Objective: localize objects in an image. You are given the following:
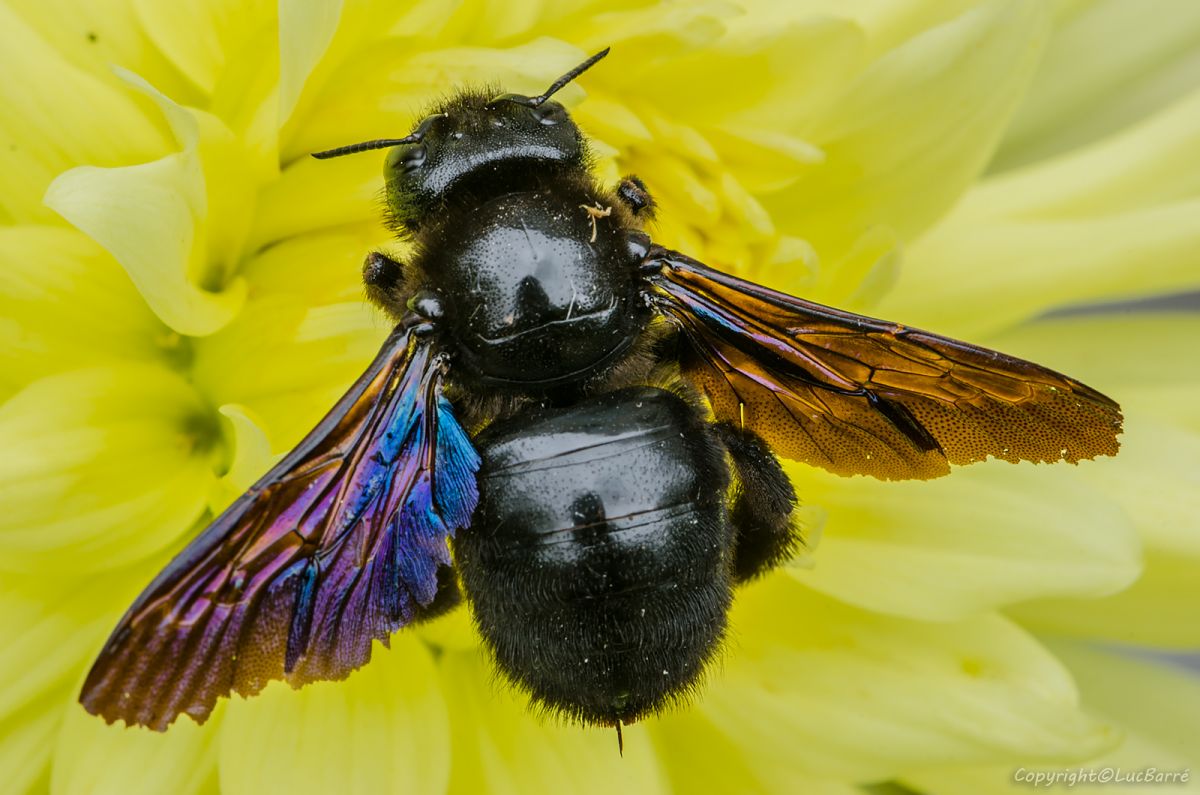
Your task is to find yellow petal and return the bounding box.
[1050,643,1200,770]
[403,0,545,45]
[219,635,449,795]
[131,0,274,96]
[208,26,284,169]
[0,693,60,795]
[1014,549,1200,649]
[650,707,862,795]
[880,88,1200,335]
[5,0,202,107]
[701,127,825,194]
[994,0,1200,171]
[672,576,1116,781]
[631,152,721,226]
[282,38,586,163]
[0,576,110,725]
[812,224,900,307]
[0,226,168,398]
[241,226,386,304]
[1078,417,1200,559]
[717,170,775,239]
[192,291,385,451]
[1009,416,1200,648]
[43,155,238,336]
[981,314,1200,393]
[273,0,454,156]
[566,1,732,58]
[790,461,1140,621]
[51,692,218,795]
[278,0,343,126]
[0,3,166,224]
[764,0,982,60]
[642,114,718,163]
[0,366,216,574]
[880,200,1200,337]
[248,155,381,247]
[274,37,609,235]
[45,71,258,336]
[198,228,392,445]
[437,650,668,795]
[572,96,653,148]
[207,404,275,514]
[765,0,1050,276]
[984,314,1200,647]
[0,566,167,792]
[616,14,866,136]
[974,88,1200,219]
[904,642,1200,794]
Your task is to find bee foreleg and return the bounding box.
[616,174,655,218]
[363,251,407,311]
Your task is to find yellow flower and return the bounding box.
[1,1,1198,793]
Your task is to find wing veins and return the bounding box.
[641,244,1120,480]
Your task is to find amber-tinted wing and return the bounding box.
[80,322,480,729]
[641,245,1122,480]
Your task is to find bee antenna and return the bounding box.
[532,47,610,107]
[310,135,418,160]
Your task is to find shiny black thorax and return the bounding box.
[456,387,733,725]
[421,184,643,387]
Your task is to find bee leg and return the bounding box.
[616,174,655,218]
[363,251,406,309]
[711,421,802,583]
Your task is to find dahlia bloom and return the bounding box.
[1,1,1198,793]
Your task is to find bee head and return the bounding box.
[313,48,609,234]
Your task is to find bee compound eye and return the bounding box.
[386,143,427,174]
[399,144,427,173]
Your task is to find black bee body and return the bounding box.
[80,50,1121,738]
[357,69,791,727]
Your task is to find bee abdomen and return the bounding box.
[456,386,732,725]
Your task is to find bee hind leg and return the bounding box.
[711,422,802,583]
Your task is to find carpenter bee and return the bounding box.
[81,49,1122,739]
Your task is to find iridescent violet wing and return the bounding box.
[80,322,480,730]
[641,244,1122,481]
